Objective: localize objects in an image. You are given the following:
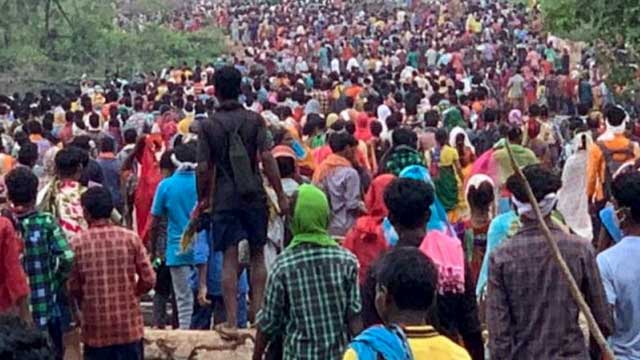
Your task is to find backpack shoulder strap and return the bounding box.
[596,141,612,163]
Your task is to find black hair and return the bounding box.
[81,186,113,220]
[65,111,74,124]
[13,131,28,147]
[17,142,38,168]
[386,112,402,131]
[605,105,626,126]
[528,104,541,117]
[376,247,438,311]
[507,126,523,142]
[88,113,100,129]
[568,117,589,150]
[613,171,640,222]
[328,132,357,153]
[540,105,549,118]
[506,164,561,203]
[302,115,326,136]
[384,178,434,229]
[484,108,498,123]
[577,103,590,117]
[55,146,88,178]
[0,315,54,360]
[5,167,39,205]
[307,113,326,130]
[214,66,242,101]
[276,157,295,178]
[330,119,346,132]
[159,150,175,171]
[392,127,417,148]
[344,121,356,135]
[370,120,383,137]
[69,135,93,152]
[123,128,137,145]
[423,110,439,127]
[173,142,197,164]
[435,128,448,145]
[42,114,54,132]
[99,136,116,153]
[25,121,43,135]
[467,180,495,211]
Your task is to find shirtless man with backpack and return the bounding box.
[586,105,640,244]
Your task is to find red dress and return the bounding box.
[0,217,29,313]
[343,175,395,284]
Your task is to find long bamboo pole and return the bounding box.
[504,142,615,360]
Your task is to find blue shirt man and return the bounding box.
[151,168,198,329]
[597,236,640,360]
[151,171,197,266]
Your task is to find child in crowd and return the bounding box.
[5,167,74,359]
[149,150,176,329]
[150,143,198,329]
[191,226,249,330]
[344,247,471,360]
[68,187,155,359]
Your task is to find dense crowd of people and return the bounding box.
[1,0,640,359]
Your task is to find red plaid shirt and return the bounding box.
[69,221,156,347]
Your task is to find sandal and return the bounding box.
[214,323,240,340]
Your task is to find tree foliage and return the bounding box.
[539,0,640,99]
[0,0,225,92]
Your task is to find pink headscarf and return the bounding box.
[419,230,466,294]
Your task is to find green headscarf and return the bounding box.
[288,184,337,249]
[443,107,466,130]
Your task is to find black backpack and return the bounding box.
[596,141,636,200]
[214,112,262,199]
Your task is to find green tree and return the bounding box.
[539,0,640,99]
[0,0,225,93]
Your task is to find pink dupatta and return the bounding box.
[419,230,465,294]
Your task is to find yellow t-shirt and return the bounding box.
[343,326,471,360]
[440,145,459,167]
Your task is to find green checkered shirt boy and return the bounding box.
[257,244,361,360]
[381,145,427,176]
[18,211,74,329]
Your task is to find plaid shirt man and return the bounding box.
[487,220,613,359]
[380,145,427,176]
[18,210,74,329]
[257,244,361,360]
[311,89,332,115]
[68,221,156,348]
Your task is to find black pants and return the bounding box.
[84,340,143,360]
[47,317,64,360]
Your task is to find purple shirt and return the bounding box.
[319,166,361,237]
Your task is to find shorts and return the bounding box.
[211,207,268,252]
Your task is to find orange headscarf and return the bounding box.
[312,153,352,184]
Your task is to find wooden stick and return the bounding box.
[504,142,615,360]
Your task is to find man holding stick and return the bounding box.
[486,164,612,359]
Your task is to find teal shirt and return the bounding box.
[476,210,519,297]
[407,51,419,69]
[151,171,197,266]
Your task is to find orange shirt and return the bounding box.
[586,134,640,201]
[345,86,363,100]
